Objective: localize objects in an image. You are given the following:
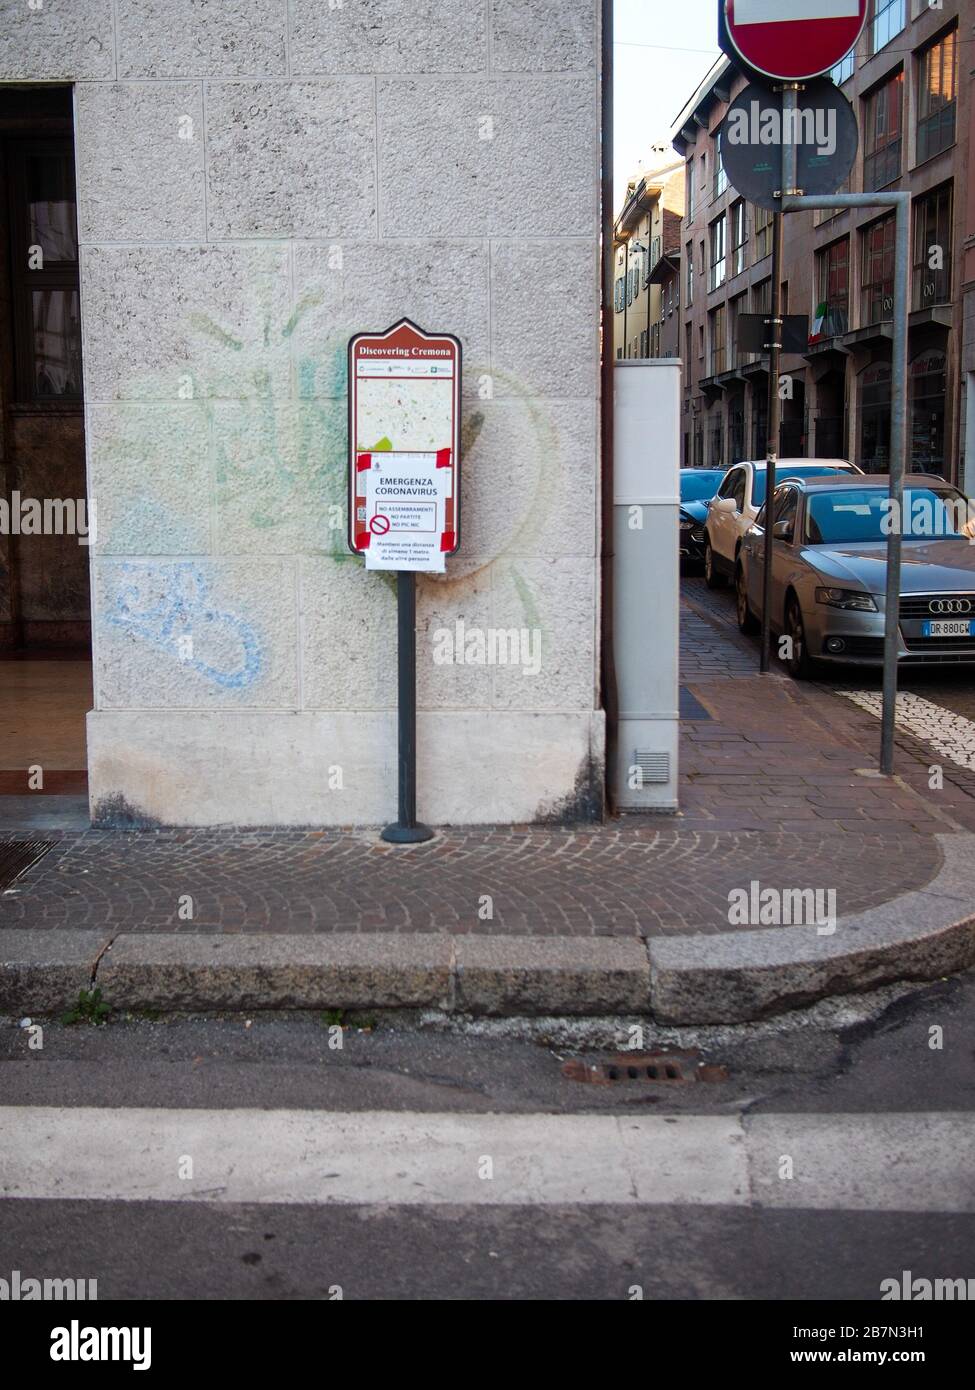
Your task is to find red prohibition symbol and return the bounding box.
[369,513,391,536]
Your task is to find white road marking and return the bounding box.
[0,1110,746,1208]
[842,689,975,772]
[1,1109,973,1211]
[747,1113,975,1212]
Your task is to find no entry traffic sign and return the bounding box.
[348,318,461,573]
[722,0,868,83]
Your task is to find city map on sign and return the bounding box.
[348,320,461,573]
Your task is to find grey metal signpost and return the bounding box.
[783,186,910,775]
[760,84,797,679]
[721,64,910,773]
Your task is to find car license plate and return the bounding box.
[921,619,975,638]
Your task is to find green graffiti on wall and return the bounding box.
[98,289,569,670]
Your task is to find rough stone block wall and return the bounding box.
[0,0,602,827]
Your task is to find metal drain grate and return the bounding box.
[562,1052,728,1086]
[0,838,55,891]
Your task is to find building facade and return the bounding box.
[963,0,975,490]
[612,154,684,361]
[0,0,603,828]
[674,0,968,487]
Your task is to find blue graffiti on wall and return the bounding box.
[105,563,262,690]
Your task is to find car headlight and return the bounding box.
[679,518,695,531]
[815,586,878,611]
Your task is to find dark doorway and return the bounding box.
[780,377,806,457]
[728,392,745,463]
[909,347,947,478]
[814,369,847,459]
[0,87,90,819]
[859,360,892,473]
[751,384,767,459]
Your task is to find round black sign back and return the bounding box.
[719,79,859,212]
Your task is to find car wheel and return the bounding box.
[704,538,725,589]
[736,565,759,634]
[785,595,815,679]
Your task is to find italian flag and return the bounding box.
[809,302,828,343]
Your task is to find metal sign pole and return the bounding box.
[759,210,782,675]
[760,84,798,675]
[782,189,911,774]
[880,195,910,774]
[382,570,433,844]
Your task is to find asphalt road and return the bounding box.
[2,968,974,1301]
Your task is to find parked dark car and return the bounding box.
[680,468,726,565]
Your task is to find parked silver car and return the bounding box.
[736,473,975,678]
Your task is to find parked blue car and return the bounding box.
[680,468,726,565]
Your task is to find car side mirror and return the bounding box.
[713,497,736,514]
[772,519,794,541]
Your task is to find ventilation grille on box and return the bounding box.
[633,749,670,784]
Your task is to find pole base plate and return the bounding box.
[381,822,434,845]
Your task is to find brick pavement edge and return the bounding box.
[2,833,974,1023]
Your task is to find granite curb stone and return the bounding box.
[454,936,650,1015]
[0,930,113,1014]
[648,834,975,1022]
[95,932,455,1013]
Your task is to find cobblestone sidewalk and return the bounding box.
[2,591,969,939]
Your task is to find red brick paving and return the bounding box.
[679,584,967,838]
[0,823,944,938]
[2,587,970,939]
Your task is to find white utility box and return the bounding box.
[612,358,681,810]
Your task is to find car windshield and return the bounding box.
[752,465,850,507]
[680,471,723,502]
[804,487,973,544]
